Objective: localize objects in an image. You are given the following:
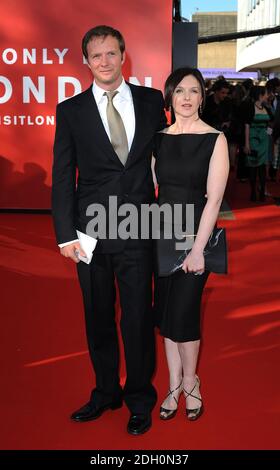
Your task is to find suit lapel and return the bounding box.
[126,83,147,166]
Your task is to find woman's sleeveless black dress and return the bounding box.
[154,132,220,342]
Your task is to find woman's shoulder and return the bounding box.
[198,123,222,134]
[198,124,226,147]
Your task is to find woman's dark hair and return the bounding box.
[250,85,267,103]
[164,67,206,115]
[82,25,125,60]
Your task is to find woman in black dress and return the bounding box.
[153,68,229,421]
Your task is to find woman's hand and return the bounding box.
[182,249,205,274]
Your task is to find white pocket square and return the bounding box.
[76,230,97,264]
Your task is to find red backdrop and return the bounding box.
[0,0,172,208]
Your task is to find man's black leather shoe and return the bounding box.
[71,399,123,422]
[127,414,152,435]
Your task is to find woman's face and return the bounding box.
[259,91,268,104]
[172,74,203,119]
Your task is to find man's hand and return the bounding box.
[60,242,86,263]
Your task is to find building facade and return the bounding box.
[193,12,237,69]
[237,0,280,73]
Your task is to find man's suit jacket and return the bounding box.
[52,82,166,253]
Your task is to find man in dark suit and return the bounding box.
[52,25,166,435]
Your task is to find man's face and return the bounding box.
[86,35,125,90]
[267,90,275,103]
[215,87,229,102]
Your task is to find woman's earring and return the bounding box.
[199,104,202,115]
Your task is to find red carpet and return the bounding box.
[0,178,279,450]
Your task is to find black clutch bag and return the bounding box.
[155,226,228,277]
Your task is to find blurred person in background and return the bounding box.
[244,86,270,202]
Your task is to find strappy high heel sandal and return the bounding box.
[159,380,183,421]
[183,375,203,421]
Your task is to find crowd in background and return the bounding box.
[202,76,280,202]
